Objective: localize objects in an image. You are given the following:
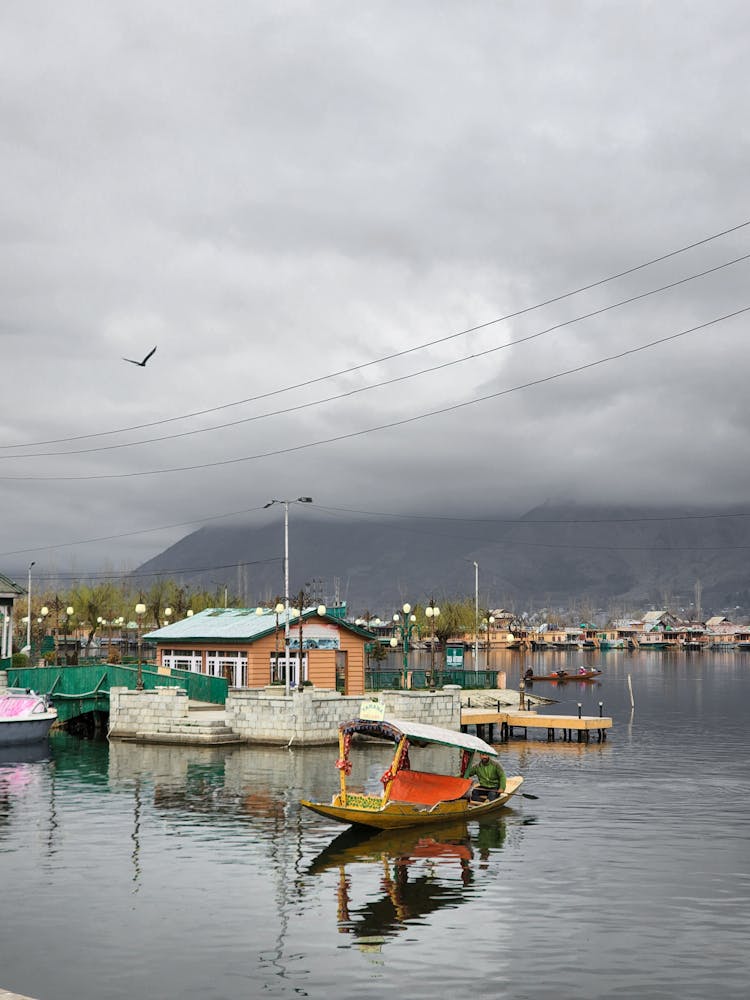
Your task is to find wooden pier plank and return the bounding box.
[461,708,612,732]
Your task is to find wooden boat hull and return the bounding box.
[301,776,524,830]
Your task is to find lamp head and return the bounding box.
[297,496,313,503]
[317,605,327,616]
[389,637,398,647]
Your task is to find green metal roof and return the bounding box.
[143,607,375,644]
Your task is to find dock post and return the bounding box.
[577,702,582,719]
[599,701,603,717]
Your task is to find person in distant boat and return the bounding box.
[466,752,507,802]
[578,665,588,675]
[554,668,567,678]
[523,667,534,682]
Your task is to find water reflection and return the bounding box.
[0,742,51,836]
[307,819,508,950]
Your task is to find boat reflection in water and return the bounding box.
[307,819,507,951]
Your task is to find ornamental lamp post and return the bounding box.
[164,606,172,627]
[135,602,146,690]
[264,496,313,695]
[425,600,441,692]
[390,603,419,689]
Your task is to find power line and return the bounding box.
[1,303,747,482]
[7,249,750,460]
[3,216,750,450]
[311,505,750,552]
[313,504,750,525]
[32,556,281,582]
[0,505,267,558]
[4,498,750,562]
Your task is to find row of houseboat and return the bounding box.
[369,610,750,653]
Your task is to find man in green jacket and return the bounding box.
[467,752,506,802]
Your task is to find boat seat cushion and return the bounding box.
[388,770,473,806]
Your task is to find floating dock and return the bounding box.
[461,706,612,743]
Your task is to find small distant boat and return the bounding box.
[301,711,523,830]
[524,669,602,683]
[0,689,57,747]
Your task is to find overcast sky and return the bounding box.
[2,0,750,581]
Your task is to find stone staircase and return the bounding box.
[133,701,243,745]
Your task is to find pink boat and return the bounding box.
[0,689,57,746]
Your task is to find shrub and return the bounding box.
[11,652,29,668]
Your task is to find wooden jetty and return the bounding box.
[460,706,612,743]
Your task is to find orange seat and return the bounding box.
[388,770,472,805]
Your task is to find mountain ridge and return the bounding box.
[131,501,750,617]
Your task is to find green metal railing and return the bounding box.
[7,662,228,723]
[365,668,502,690]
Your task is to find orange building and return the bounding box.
[143,606,373,695]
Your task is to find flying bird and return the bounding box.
[122,346,157,367]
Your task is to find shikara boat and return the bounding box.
[300,710,523,830]
[525,669,602,683]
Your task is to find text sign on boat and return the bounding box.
[359,700,386,721]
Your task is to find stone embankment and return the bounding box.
[108,685,464,746]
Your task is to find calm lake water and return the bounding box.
[1,651,749,1000]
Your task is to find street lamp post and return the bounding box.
[135,602,146,690]
[425,599,441,692]
[26,561,35,653]
[63,606,74,666]
[39,606,48,662]
[482,614,496,669]
[264,496,313,696]
[390,603,419,689]
[273,599,284,682]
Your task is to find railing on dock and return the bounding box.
[365,667,502,690]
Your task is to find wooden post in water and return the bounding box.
[627,674,635,708]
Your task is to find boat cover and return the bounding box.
[388,769,473,805]
[340,717,498,756]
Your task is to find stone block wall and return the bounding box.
[225,687,461,745]
[109,686,189,738]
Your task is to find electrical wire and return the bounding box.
[31,556,281,582]
[3,216,750,450]
[6,249,750,460]
[1,302,747,482]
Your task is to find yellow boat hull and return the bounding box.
[301,775,524,830]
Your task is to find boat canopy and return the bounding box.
[340,717,498,756]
